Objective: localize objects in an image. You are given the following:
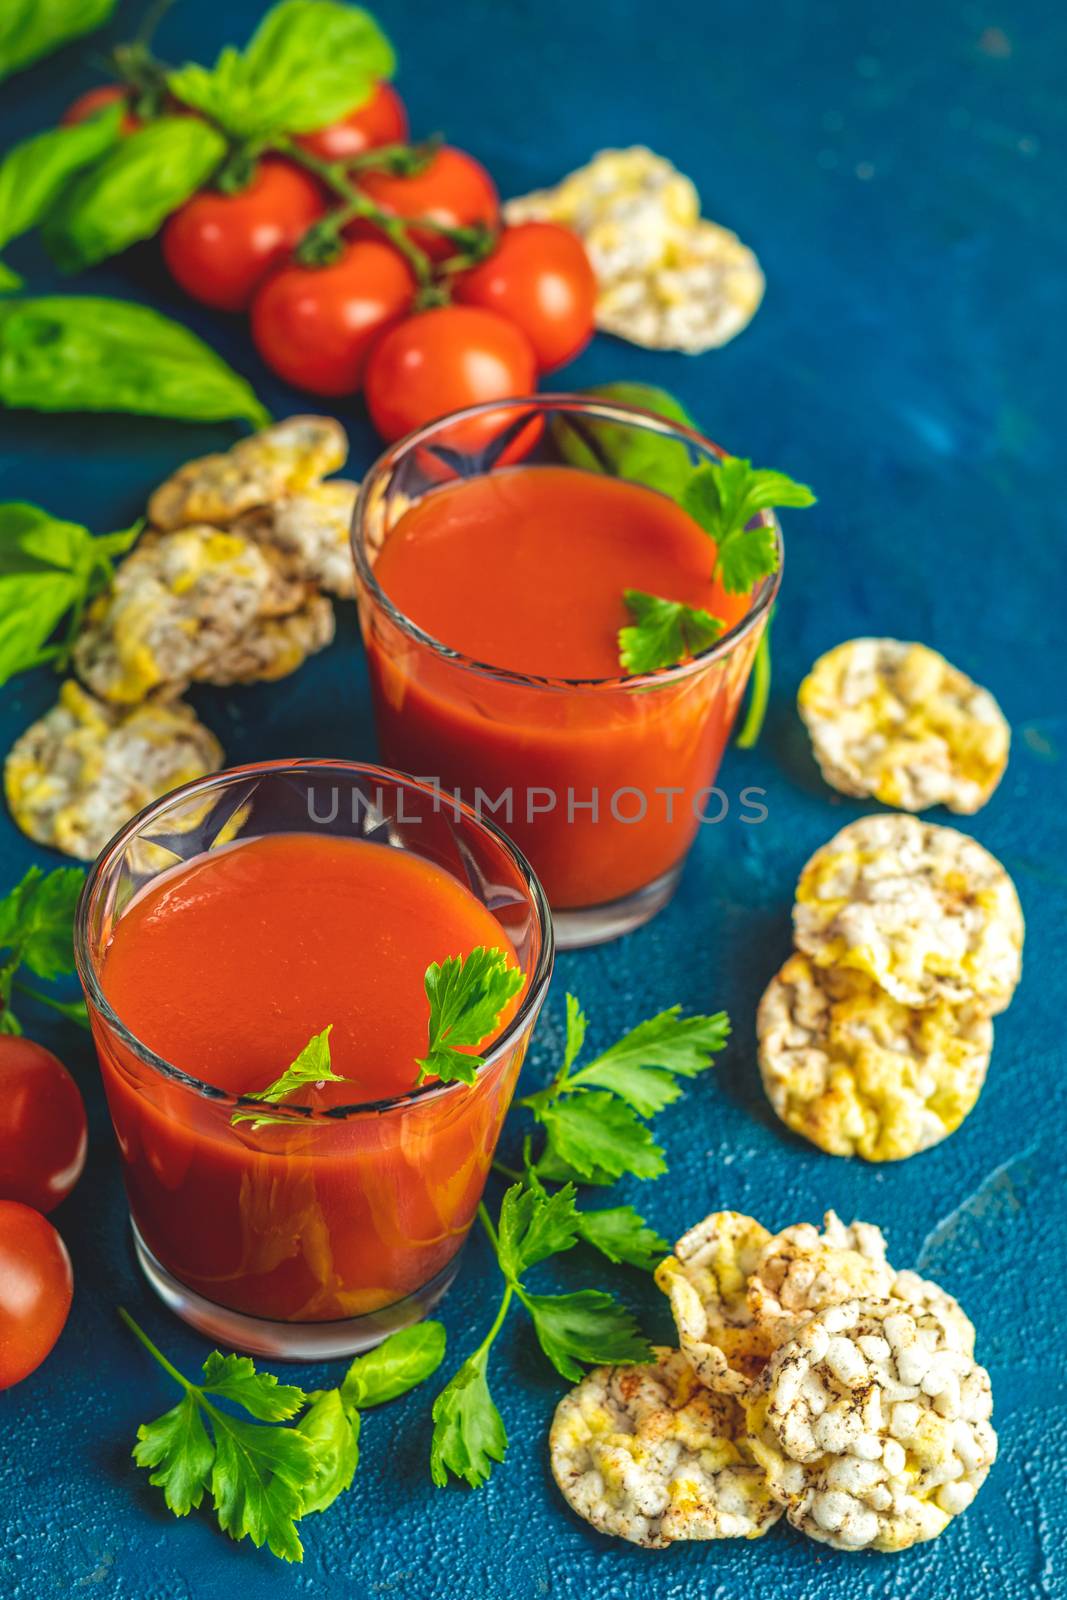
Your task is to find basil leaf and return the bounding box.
[42,117,225,273]
[553,382,702,498]
[0,297,270,427]
[168,0,395,141]
[340,1322,447,1410]
[0,105,123,290]
[0,0,116,85]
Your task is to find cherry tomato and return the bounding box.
[161,159,326,313]
[0,1201,73,1390]
[454,222,596,372]
[364,305,538,443]
[296,82,408,162]
[356,146,498,261]
[0,1039,87,1214]
[251,238,415,396]
[61,84,140,134]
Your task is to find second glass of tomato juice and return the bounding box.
[353,395,784,946]
[74,761,553,1358]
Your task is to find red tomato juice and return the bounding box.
[363,465,764,908]
[95,833,526,1323]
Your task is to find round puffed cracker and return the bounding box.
[73,526,280,704]
[196,593,335,686]
[505,147,763,353]
[654,1212,777,1395]
[148,416,348,531]
[746,1213,895,1338]
[550,1347,782,1547]
[4,681,223,860]
[743,1298,997,1552]
[798,638,1010,814]
[757,952,992,1161]
[793,813,1023,1013]
[237,479,359,599]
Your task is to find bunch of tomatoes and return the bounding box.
[0,1037,86,1390]
[65,80,597,441]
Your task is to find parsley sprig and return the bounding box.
[428,994,730,1488]
[230,1025,352,1128]
[620,455,815,677]
[0,863,88,1035]
[123,1309,445,1563]
[416,946,525,1087]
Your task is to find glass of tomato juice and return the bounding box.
[353,395,782,947]
[75,760,553,1359]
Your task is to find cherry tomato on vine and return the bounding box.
[296,82,408,161]
[162,159,326,313]
[364,305,538,443]
[454,222,596,372]
[356,146,498,261]
[61,84,140,134]
[251,238,415,396]
[0,1039,87,1215]
[0,1201,73,1390]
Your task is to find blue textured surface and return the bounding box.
[2,1,1065,1595]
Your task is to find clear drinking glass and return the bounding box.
[353,395,783,947]
[75,760,553,1359]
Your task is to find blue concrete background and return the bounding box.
[1,1,1065,1596]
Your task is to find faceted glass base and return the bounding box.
[551,863,684,948]
[132,1220,463,1361]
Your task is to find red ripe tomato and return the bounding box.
[364,305,538,443]
[454,222,597,372]
[251,238,415,396]
[61,83,140,134]
[356,147,498,261]
[296,82,408,162]
[0,1201,73,1390]
[0,1039,87,1214]
[161,159,326,313]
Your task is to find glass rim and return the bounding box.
[74,758,555,1123]
[352,392,783,693]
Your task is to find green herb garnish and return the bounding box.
[618,589,724,675]
[0,864,88,1035]
[231,1025,351,1128]
[122,1309,445,1563]
[0,0,116,87]
[428,993,730,1488]
[416,946,525,1087]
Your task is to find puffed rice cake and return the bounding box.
[757,952,992,1161]
[743,1297,996,1551]
[196,592,336,686]
[793,813,1023,1013]
[653,1212,779,1395]
[148,416,348,531]
[237,479,359,599]
[798,638,1010,814]
[550,1347,782,1546]
[4,680,223,860]
[505,147,763,353]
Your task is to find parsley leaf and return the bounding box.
[618,589,724,676]
[576,1205,669,1271]
[340,1322,447,1410]
[569,1006,731,1115]
[200,1353,306,1422]
[0,864,85,1035]
[430,1347,508,1489]
[495,1181,581,1279]
[132,1392,214,1518]
[231,1025,352,1128]
[517,1289,652,1382]
[209,1411,315,1563]
[536,1092,667,1183]
[416,946,525,1087]
[682,456,815,595]
[0,501,140,686]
